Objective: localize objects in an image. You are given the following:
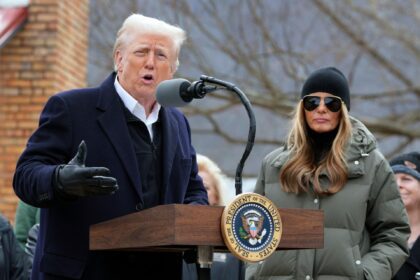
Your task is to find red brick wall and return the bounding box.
[0,0,89,223]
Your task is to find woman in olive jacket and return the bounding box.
[246,67,410,280]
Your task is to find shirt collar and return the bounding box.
[114,75,161,125]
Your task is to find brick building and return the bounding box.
[0,0,89,223]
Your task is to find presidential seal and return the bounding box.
[221,193,282,262]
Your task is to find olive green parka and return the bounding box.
[246,117,410,280]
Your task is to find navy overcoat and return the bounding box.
[13,73,208,279]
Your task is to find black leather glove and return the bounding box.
[54,141,119,198]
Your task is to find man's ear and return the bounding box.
[114,50,123,71]
[170,60,178,75]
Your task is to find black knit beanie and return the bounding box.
[301,67,350,111]
[390,152,420,180]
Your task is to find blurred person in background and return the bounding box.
[14,200,40,250]
[14,200,40,277]
[391,152,420,280]
[0,212,28,279]
[184,154,244,280]
[196,154,227,206]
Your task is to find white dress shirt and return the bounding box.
[114,76,161,141]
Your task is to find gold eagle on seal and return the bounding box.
[241,211,266,245]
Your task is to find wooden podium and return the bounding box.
[90,204,323,252]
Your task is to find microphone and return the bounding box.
[156,78,209,107]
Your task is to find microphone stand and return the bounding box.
[198,75,256,195]
[186,75,256,280]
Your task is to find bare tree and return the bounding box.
[89,0,419,176]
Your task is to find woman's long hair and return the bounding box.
[280,101,352,195]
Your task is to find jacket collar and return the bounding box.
[96,73,142,198]
[160,108,180,196]
[95,73,181,199]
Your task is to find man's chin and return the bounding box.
[134,86,156,96]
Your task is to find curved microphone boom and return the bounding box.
[156,75,256,195]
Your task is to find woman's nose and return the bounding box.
[315,100,328,112]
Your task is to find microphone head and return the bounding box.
[156,78,191,107]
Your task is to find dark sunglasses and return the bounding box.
[302,96,343,112]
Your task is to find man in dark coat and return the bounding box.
[13,14,208,280]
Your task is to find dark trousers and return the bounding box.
[43,251,183,280]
